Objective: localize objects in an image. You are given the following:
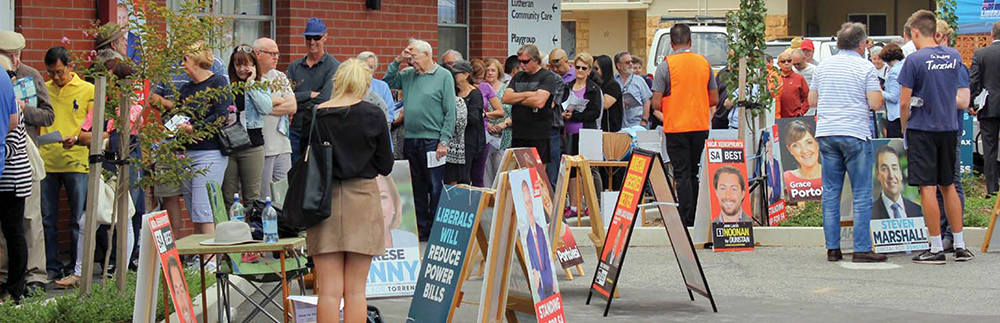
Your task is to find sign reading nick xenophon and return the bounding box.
[406,187,482,323]
[508,0,561,56]
[870,218,930,254]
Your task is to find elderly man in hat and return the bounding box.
[0,31,52,293]
[286,17,340,163]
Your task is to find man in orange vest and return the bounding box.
[651,23,720,226]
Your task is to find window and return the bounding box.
[562,21,577,59]
[2,0,13,31]
[438,0,468,60]
[653,32,728,68]
[169,0,276,64]
[848,14,887,36]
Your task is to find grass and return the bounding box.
[0,268,215,323]
[780,172,995,227]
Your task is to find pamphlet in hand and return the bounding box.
[561,94,589,113]
[12,76,38,107]
[163,115,190,137]
[37,131,62,146]
[427,151,446,168]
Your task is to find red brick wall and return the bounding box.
[470,0,508,62]
[15,0,100,69]
[275,0,439,77]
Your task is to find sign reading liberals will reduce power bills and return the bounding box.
[406,187,482,323]
[870,218,930,254]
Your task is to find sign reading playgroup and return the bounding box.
[406,187,482,323]
[870,218,930,253]
[508,0,561,56]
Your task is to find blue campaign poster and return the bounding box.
[961,113,974,176]
[957,0,1000,34]
[406,186,482,323]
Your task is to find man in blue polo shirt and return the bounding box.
[898,10,974,264]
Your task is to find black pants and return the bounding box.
[981,117,1000,195]
[0,192,26,300]
[884,119,903,138]
[665,131,709,226]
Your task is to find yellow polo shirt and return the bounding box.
[42,73,93,173]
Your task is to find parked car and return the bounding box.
[646,24,729,76]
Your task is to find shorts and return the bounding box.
[907,129,958,187]
[511,138,550,164]
[154,183,182,198]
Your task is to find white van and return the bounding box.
[646,25,729,76]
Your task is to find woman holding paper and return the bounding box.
[559,53,603,215]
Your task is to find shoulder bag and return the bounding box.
[283,105,334,229]
[219,105,252,155]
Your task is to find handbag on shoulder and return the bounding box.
[219,106,252,155]
[284,105,334,228]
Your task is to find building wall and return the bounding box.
[470,0,509,60]
[15,0,101,69]
[645,0,787,20]
[587,10,630,57]
[810,0,933,37]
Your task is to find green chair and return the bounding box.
[207,181,308,323]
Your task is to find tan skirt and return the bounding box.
[306,177,386,256]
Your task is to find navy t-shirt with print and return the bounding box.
[897,46,969,132]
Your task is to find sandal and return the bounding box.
[54,275,80,289]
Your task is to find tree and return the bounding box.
[937,0,959,46]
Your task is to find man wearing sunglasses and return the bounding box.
[503,44,561,169]
[286,17,340,163]
[777,51,809,118]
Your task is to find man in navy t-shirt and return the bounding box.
[897,10,974,264]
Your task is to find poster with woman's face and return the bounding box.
[870,139,923,220]
[776,117,823,202]
[366,161,422,298]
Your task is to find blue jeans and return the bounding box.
[404,138,446,237]
[41,172,88,274]
[546,128,561,186]
[182,150,229,224]
[818,136,874,252]
[289,125,301,165]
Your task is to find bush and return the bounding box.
[0,269,214,323]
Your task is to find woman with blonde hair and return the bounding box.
[300,59,393,323]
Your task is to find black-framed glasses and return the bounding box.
[257,49,280,57]
[574,65,589,71]
[235,44,253,54]
[304,35,322,41]
[778,59,792,63]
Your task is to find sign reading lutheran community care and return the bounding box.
[870,218,930,254]
[406,187,482,323]
[508,0,561,56]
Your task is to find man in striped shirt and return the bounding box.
[808,22,887,263]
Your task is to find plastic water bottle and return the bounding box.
[263,197,278,243]
[229,194,245,222]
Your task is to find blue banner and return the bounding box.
[406,186,482,323]
[961,113,974,176]
[958,0,1000,34]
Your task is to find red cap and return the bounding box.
[801,39,815,51]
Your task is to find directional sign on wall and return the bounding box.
[508,0,561,57]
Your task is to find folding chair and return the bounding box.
[206,181,309,323]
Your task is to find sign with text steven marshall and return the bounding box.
[406,186,482,323]
[870,218,930,254]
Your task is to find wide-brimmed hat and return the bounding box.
[200,221,259,246]
[0,31,25,52]
[96,23,128,49]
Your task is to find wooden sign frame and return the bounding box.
[587,149,718,316]
[983,194,1000,253]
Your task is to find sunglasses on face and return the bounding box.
[518,59,531,65]
[304,35,322,42]
[618,61,633,66]
[779,59,792,63]
[575,65,589,71]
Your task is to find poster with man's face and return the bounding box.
[776,117,823,202]
[508,168,565,322]
[706,140,752,224]
[870,139,923,220]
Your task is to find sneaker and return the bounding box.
[852,251,887,263]
[954,248,975,262]
[563,207,578,219]
[912,250,946,265]
[827,249,843,262]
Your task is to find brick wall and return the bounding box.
[629,12,647,65]
[15,0,100,69]
[275,0,439,77]
[470,0,508,61]
[575,17,590,55]
[765,14,789,40]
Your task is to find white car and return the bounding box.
[646,25,729,76]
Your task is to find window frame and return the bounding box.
[847,13,888,36]
[438,0,469,60]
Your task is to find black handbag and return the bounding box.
[218,119,252,155]
[284,105,334,228]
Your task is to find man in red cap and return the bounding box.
[800,39,818,65]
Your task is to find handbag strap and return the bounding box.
[304,104,320,162]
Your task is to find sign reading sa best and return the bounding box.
[508,0,561,56]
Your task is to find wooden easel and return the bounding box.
[552,155,605,259]
[982,194,1000,253]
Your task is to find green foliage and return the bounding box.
[780,201,823,227]
[937,0,959,47]
[0,269,215,323]
[724,0,778,118]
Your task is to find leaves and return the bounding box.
[937,0,959,47]
[725,0,774,118]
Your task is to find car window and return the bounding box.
[765,43,790,59]
[654,32,729,67]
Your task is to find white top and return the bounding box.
[881,193,908,219]
[262,69,294,156]
[810,50,881,140]
[794,62,817,86]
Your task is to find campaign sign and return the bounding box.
[870,218,930,254]
[591,152,652,299]
[511,147,584,269]
[768,200,787,226]
[775,117,822,202]
[148,211,196,323]
[367,162,421,298]
[960,113,974,176]
[706,140,755,252]
[406,186,482,323]
[510,169,565,323]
